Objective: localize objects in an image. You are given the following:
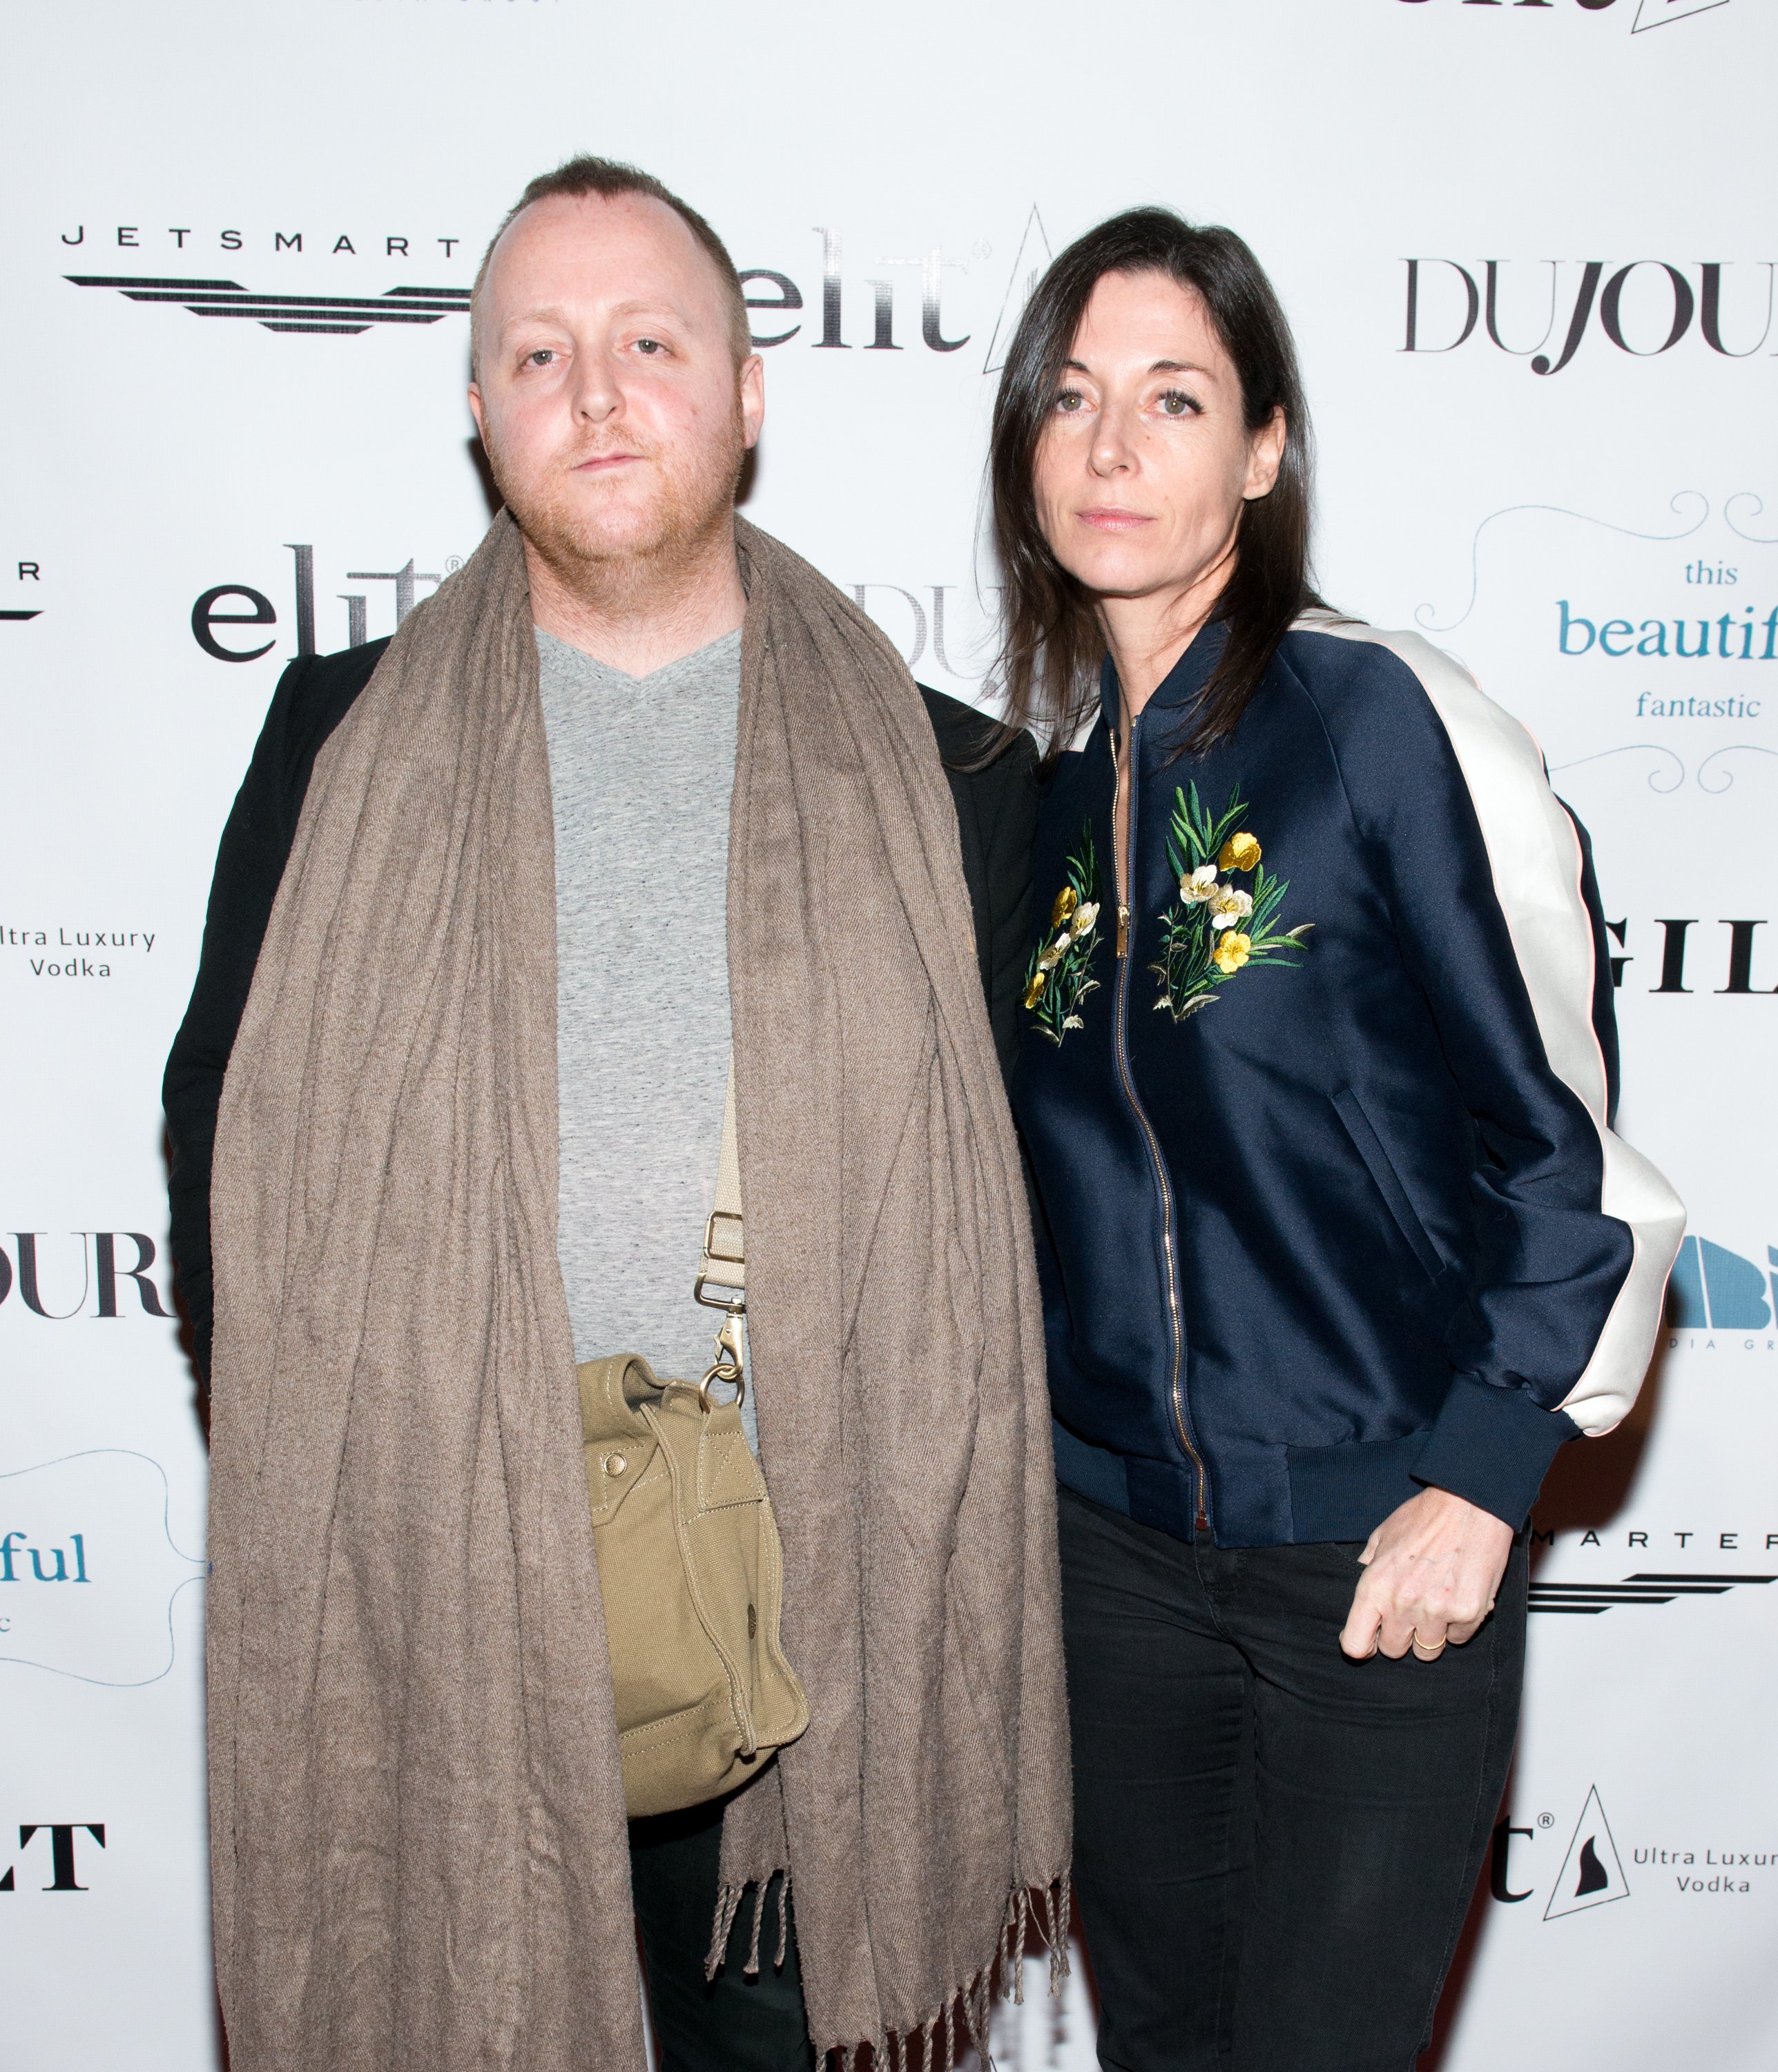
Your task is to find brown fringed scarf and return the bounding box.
[206,510,1070,2071]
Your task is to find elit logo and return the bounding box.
[1491,1787,1630,1917]
[0,1824,106,1894]
[1399,0,1729,29]
[1401,258,1773,372]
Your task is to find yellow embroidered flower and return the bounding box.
[1051,885,1079,928]
[1023,968,1049,1009]
[1208,883,1253,932]
[1219,832,1262,872]
[1212,930,1252,975]
[1180,863,1219,905]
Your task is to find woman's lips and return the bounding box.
[1076,507,1151,531]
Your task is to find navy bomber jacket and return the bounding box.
[1012,616,1685,1549]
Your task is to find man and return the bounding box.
[164,157,1070,2072]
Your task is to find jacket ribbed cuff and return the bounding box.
[1412,1374,1579,1529]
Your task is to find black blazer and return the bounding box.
[163,637,1038,1387]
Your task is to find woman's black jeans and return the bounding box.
[1058,1485,1528,2072]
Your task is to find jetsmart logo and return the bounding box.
[1402,258,1773,372]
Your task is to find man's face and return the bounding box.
[468,192,763,580]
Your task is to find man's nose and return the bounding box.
[571,349,624,424]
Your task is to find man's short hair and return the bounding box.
[470,155,751,378]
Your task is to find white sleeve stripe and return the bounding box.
[1292,619,1686,1437]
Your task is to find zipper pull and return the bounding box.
[1117,904,1130,958]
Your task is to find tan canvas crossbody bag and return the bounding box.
[576,1059,810,1819]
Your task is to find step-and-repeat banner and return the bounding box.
[3,1,1772,2066]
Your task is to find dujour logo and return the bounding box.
[0,1233,171,1319]
[1402,258,1775,372]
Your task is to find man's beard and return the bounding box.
[487,411,746,617]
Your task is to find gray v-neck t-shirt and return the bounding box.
[536,624,740,1387]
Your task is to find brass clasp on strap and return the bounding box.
[697,1307,747,1414]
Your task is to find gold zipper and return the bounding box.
[1110,719,1209,1533]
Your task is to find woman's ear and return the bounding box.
[1243,407,1287,501]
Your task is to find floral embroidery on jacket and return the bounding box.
[1151,783,1313,1021]
[1023,822,1105,1046]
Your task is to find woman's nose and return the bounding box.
[1089,403,1134,475]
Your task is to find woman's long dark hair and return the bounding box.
[989,208,1322,760]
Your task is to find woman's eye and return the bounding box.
[1158,390,1197,417]
[1054,389,1086,414]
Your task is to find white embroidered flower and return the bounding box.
[1208,883,1253,932]
[1072,902,1100,934]
[1180,864,1219,905]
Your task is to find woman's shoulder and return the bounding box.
[1272,615,1551,812]
[1274,615,1536,762]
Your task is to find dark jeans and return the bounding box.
[1058,1485,1527,2072]
[630,1794,813,2072]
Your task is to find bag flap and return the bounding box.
[577,1354,659,1447]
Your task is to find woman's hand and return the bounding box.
[1338,1487,1514,1662]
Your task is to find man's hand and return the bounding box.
[1338,1487,1514,1662]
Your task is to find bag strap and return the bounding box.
[693,1048,746,1402]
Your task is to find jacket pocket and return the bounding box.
[1331,1087,1445,1283]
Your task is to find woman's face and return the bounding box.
[1032,269,1284,611]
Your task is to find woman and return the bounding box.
[994,209,1682,2071]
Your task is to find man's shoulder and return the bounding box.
[252,637,393,808]
[917,683,1038,785]
[275,636,393,743]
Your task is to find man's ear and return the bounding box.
[467,383,487,445]
[738,354,766,451]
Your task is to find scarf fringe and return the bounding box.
[706,1872,800,1982]
[786,1875,1070,2071]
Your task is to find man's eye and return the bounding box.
[635,337,665,355]
[524,349,555,368]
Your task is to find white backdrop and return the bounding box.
[3,2,1775,2066]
